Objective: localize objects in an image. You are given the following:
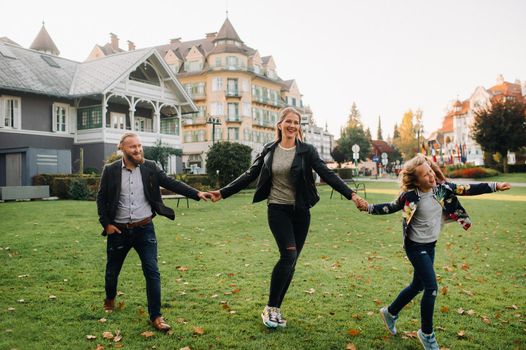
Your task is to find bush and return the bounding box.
[447,167,499,179]
[206,142,252,187]
[32,174,100,199]
[68,178,95,200]
[83,167,100,175]
[508,164,526,173]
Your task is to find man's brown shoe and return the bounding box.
[151,316,171,332]
[103,298,115,313]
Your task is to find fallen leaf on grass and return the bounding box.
[102,331,113,340]
[506,305,519,310]
[481,316,491,324]
[461,263,470,271]
[348,329,361,336]
[114,344,124,349]
[457,308,465,315]
[402,331,417,339]
[466,309,475,316]
[180,347,191,350]
[98,318,107,323]
[457,330,466,338]
[305,288,315,294]
[462,290,474,297]
[140,331,154,338]
[117,291,125,296]
[232,288,241,294]
[346,343,357,350]
[48,295,57,300]
[440,286,448,296]
[117,301,125,310]
[7,307,15,311]
[113,330,122,342]
[440,306,449,313]
[443,265,455,272]
[94,345,104,350]
[193,326,205,335]
[86,335,97,340]
[373,299,382,306]
[177,266,189,272]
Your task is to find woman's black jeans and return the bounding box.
[267,204,311,307]
[388,239,438,334]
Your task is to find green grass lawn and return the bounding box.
[1,183,525,350]
[486,173,526,183]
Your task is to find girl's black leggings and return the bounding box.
[267,203,311,307]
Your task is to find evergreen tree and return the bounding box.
[377,115,383,140]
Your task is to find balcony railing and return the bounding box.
[226,115,241,122]
[226,89,241,98]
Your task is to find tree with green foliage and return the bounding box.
[143,139,182,172]
[206,142,253,187]
[471,99,526,173]
[377,116,383,140]
[337,103,371,162]
[330,145,346,167]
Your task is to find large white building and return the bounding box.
[429,75,526,165]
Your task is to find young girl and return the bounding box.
[359,154,511,350]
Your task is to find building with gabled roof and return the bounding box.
[0,26,195,186]
[428,75,526,165]
[86,17,334,171]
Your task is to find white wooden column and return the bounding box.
[155,101,161,134]
[129,96,135,131]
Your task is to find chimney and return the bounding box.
[170,37,181,45]
[110,33,119,51]
[127,40,135,51]
[496,74,504,85]
[206,32,217,40]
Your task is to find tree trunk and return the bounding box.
[502,152,509,173]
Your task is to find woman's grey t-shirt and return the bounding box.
[407,190,443,243]
[268,145,296,205]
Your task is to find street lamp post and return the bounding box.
[207,116,222,145]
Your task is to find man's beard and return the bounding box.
[124,150,145,166]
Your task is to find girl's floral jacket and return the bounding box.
[368,182,497,240]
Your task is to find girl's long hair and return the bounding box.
[399,154,446,192]
[274,107,304,142]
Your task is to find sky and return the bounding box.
[2,0,525,139]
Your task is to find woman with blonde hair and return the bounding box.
[210,107,365,328]
[359,154,511,349]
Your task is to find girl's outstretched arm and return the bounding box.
[448,182,511,196]
[368,193,406,215]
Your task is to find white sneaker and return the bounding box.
[276,308,287,328]
[261,306,278,328]
[379,306,398,335]
[417,329,440,350]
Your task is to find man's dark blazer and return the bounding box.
[96,159,200,234]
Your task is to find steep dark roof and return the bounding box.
[0,42,76,97]
[213,18,243,43]
[29,24,60,56]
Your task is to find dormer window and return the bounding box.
[185,60,203,72]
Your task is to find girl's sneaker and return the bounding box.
[261,306,278,328]
[417,329,440,350]
[379,307,398,335]
[276,308,287,328]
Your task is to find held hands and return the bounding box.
[352,193,369,212]
[208,190,223,202]
[496,182,511,191]
[197,191,213,201]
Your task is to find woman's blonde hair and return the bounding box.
[274,107,304,141]
[399,154,446,192]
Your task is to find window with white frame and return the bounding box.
[227,127,239,141]
[226,56,238,69]
[212,77,223,92]
[185,60,203,72]
[52,103,69,132]
[134,116,152,132]
[0,96,21,129]
[210,102,224,116]
[110,112,126,130]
